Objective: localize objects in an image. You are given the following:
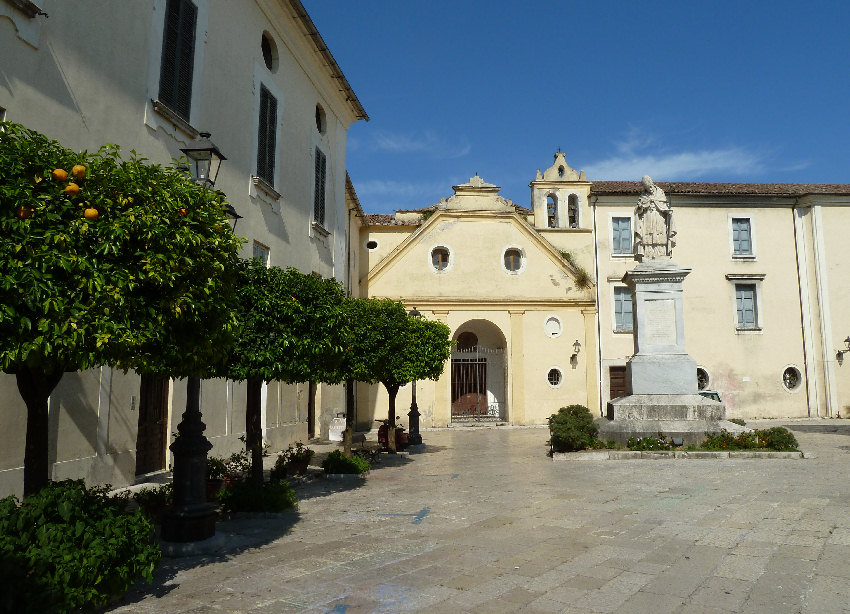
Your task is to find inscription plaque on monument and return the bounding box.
[643,299,676,346]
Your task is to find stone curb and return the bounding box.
[552,450,804,461]
[322,472,368,479]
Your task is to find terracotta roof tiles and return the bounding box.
[591,181,850,196]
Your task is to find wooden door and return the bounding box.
[609,366,627,401]
[135,375,169,475]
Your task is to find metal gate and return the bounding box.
[451,346,505,421]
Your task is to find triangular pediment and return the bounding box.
[365,210,593,302]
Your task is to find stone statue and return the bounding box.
[634,175,676,260]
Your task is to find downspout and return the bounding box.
[591,195,604,417]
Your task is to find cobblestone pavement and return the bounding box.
[111,419,850,613]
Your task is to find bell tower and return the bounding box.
[529,152,591,230]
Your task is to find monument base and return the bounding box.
[601,394,747,445]
[627,354,697,395]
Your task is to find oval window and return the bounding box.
[697,368,710,391]
[504,248,523,272]
[547,368,562,387]
[431,246,450,271]
[365,240,378,250]
[544,316,562,338]
[261,32,278,71]
[782,366,802,391]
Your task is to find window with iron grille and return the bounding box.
[314,147,327,226]
[431,247,450,271]
[614,286,633,331]
[256,85,277,185]
[158,0,197,121]
[732,218,752,255]
[612,217,632,254]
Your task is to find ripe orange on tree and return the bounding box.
[64,183,81,196]
[71,164,87,179]
[52,168,68,181]
[83,207,99,221]
[178,207,188,216]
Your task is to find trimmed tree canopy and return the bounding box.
[223,260,348,384]
[345,298,452,389]
[0,122,242,378]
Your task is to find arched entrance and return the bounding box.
[451,320,507,422]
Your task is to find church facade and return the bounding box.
[357,153,850,426]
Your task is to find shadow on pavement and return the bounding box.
[109,511,301,611]
[784,424,850,434]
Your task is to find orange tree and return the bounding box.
[344,298,452,452]
[221,260,348,482]
[0,122,242,495]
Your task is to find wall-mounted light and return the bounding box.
[570,339,581,368]
[837,336,850,366]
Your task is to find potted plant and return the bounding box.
[280,441,314,476]
[206,456,227,501]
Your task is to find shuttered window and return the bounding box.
[314,148,327,225]
[158,0,197,121]
[735,284,758,329]
[614,286,633,331]
[732,218,752,255]
[612,217,632,254]
[256,85,277,185]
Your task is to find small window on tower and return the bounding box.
[547,195,558,228]
[568,194,579,228]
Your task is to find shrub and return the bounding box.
[132,483,173,521]
[0,480,160,614]
[321,450,370,474]
[217,480,297,514]
[206,456,228,480]
[700,427,798,451]
[626,433,675,451]
[756,426,799,451]
[728,418,747,426]
[548,405,599,452]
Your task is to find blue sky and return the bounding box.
[303,1,850,214]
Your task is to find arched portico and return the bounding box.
[451,319,507,421]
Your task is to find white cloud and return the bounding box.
[585,129,766,180]
[369,130,471,159]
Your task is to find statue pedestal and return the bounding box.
[600,261,745,444]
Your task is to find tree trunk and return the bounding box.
[17,366,65,497]
[246,377,264,485]
[386,383,399,453]
[343,378,355,458]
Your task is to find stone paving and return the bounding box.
[110,419,850,613]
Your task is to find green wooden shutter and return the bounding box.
[314,148,327,225]
[158,0,196,121]
[256,85,277,184]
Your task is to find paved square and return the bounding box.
[111,420,850,613]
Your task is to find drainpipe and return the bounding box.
[591,195,604,417]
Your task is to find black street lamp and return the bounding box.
[160,131,229,543]
[407,306,423,446]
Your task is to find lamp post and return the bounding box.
[160,131,230,543]
[570,339,582,369]
[837,336,850,367]
[407,306,423,446]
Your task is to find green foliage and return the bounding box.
[321,449,370,474]
[700,427,799,451]
[206,456,228,480]
[558,251,592,290]
[626,433,675,451]
[728,418,747,426]
[548,405,599,452]
[132,483,172,517]
[0,121,242,378]
[756,426,799,451]
[217,480,297,514]
[589,439,621,450]
[0,480,161,613]
[344,298,452,389]
[223,260,348,383]
[223,448,251,479]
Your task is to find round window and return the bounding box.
[261,32,278,72]
[544,316,562,338]
[504,248,523,272]
[431,246,450,271]
[547,368,562,387]
[697,368,710,391]
[782,366,802,391]
[365,240,378,250]
[456,332,478,351]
